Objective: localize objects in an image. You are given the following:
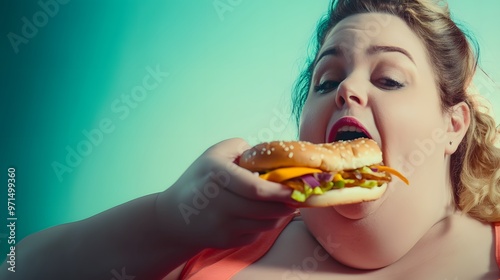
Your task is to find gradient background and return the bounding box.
[1,0,499,258]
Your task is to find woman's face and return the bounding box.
[299,13,455,268]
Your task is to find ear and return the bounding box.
[445,101,470,155]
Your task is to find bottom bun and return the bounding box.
[301,183,388,207]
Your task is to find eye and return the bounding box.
[313,80,341,94]
[376,77,405,90]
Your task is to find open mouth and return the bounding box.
[328,117,373,142]
[334,126,370,141]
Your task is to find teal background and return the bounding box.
[1,0,499,258]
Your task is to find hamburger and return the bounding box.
[239,138,409,207]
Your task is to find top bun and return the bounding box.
[239,138,382,172]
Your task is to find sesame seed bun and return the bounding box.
[239,138,387,207]
[239,138,382,172]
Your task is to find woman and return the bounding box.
[3,0,499,279]
[165,0,500,278]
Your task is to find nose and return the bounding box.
[335,77,367,108]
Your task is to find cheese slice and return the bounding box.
[259,167,323,183]
[259,165,410,186]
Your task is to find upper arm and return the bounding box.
[0,222,74,279]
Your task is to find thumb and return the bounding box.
[205,138,252,161]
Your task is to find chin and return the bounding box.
[336,254,399,270]
[333,201,382,220]
[300,186,410,270]
[333,182,390,220]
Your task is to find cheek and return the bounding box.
[375,90,443,146]
[374,94,447,184]
[299,96,333,143]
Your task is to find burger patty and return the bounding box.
[340,169,392,182]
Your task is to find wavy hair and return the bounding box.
[292,0,500,222]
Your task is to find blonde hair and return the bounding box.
[292,0,500,222]
[455,96,500,222]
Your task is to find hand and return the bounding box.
[155,138,299,250]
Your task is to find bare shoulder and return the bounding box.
[438,214,498,278]
[399,213,497,279]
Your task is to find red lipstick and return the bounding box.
[327,117,372,143]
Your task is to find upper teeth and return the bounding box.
[338,125,363,133]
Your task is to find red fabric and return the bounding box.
[179,214,295,280]
[178,219,500,279]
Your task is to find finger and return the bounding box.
[220,162,301,206]
[205,138,251,161]
[203,138,302,206]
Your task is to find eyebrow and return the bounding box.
[367,45,415,64]
[314,45,415,67]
